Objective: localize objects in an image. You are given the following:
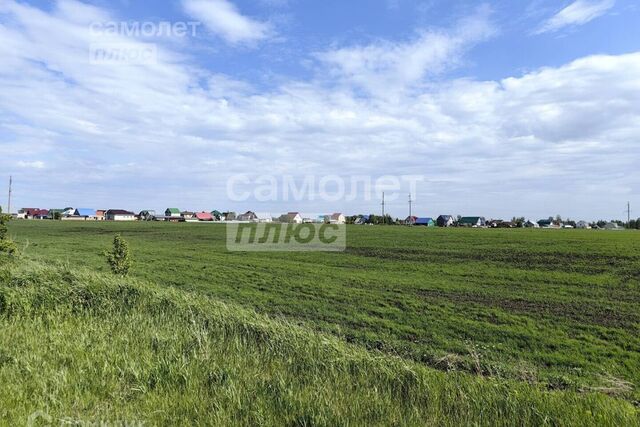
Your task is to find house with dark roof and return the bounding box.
[279,212,302,224]
[181,211,196,219]
[210,210,222,221]
[458,217,486,227]
[436,215,454,227]
[537,219,562,229]
[138,210,156,221]
[20,208,49,219]
[237,211,258,222]
[105,209,136,221]
[354,215,370,225]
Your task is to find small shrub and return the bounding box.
[0,207,17,256]
[105,234,132,277]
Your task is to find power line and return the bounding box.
[7,175,11,214]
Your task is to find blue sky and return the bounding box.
[1,0,639,220]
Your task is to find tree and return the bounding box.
[105,234,132,276]
[0,207,17,255]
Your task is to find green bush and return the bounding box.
[104,234,132,276]
[0,207,17,256]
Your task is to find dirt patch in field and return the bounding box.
[347,247,640,278]
[417,289,639,329]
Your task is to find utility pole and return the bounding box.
[628,201,631,226]
[7,175,11,214]
[408,193,412,221]
[381,192,385,219]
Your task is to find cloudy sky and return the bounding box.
[1,0,639,220]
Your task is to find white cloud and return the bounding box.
[182,0,272,44]
[0,1,638,219]
[17,161,45,169]
[536,0,615,34]
[315,7,496,97]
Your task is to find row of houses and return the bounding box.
[17,208,136,221]
[403,215,475,227]
[399,215,620,229]
[15,208,623,230]
[15,207,348,224]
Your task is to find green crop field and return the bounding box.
[2,220,640,425]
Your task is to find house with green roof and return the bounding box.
[165,208,180,217]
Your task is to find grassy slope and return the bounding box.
[7,221,640,401]
[0,258,638,426]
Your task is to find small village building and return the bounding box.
[524,220,540,228]
[458,217,486,227]
[415,217,435,227]
[138,210,156,221]
[280,212,303,224]
[329,213,346,224]
[537,219,562,229]
[405,216,418,225]
[195,211,214,221]
[576,221,590,229]
[237,211,258,222]
[181,211,195,219]
[604,222,622,230]
[256,213,273,223]
[224,212,237,221]
[165,208,181,217]
[211,210,223,221]
[96,210,106,220]
[21,208,49,219]
[436,215,454,227]
[354,215,370,225]
[105,209,136,221]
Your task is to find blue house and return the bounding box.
[415,217,435,227]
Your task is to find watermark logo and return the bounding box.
[88,21,201,65]
[27,410,52,427]
[89,43,157,65]
[226,222,346,252]
[89,21,201,38]
[226,174,424,203]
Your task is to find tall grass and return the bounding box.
[0,258,637,426]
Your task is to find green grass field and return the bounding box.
[2,220,640,424]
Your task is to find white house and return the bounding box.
[280,212,303,224]
[105,209,136,221]
[328,213,346,224]
[576,221,591,229]
[256,213,273,223]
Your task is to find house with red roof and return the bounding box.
[195,211,214,221]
